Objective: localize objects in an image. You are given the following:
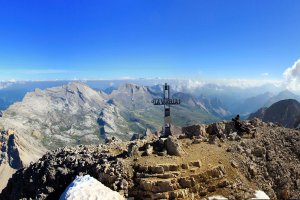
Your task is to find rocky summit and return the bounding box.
[0,82,229,193]
[1,118,299,200]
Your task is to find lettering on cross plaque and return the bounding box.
[151,83,181,137]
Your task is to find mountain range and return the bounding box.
[0,81,300,197]
[1,81,300,150]
[0,82,230,150]
[1,80,298,116]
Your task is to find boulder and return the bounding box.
[181,163,189,170]
[206,122,226,135]
[182,124,207,138]
[230,160,238,168]
[178,177,192,188]
[142,129,157,141]
[189,160,201,168]
[128,144,139,157]
[206,165,226,179]
[249,164,257,177]
[144,144,153,156]
[250,117,262,127]
[166,136,183,156]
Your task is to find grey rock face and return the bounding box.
[166,136,183,156]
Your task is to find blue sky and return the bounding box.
[0,0,299,81]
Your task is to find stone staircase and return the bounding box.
[130,160,229,199]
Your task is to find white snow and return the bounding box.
[250,190,270,200]
[59,175,125,200]
[208,190,270,200]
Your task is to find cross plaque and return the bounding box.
[151,83,181,137]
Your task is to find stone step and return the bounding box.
[136,171,181,179]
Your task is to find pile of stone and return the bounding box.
[182,121,245,144]
[229,121,300,199]
[0,144,133,200]
[128,135,184,157]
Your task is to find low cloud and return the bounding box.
[170,78,282,93]
[216,79,282,88]
[283,59,300,91]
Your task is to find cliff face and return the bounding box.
[0,129,46,192]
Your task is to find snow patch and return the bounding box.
[250,190,270,200]
[59,175,125,200]
[208,190,270,200]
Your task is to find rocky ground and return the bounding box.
[0,119,299,200]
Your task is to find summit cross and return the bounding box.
[151,83,181,137]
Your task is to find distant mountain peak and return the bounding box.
[277,89,295,96]
[249,99,300,128]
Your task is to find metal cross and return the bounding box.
[152,83,181,137]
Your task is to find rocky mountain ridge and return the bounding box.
[0,82,228,150]
[249,99,300,128]
[1,119,299,199]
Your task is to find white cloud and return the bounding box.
[172,79,205,92]
[215,79,282,88]
[170,78,282,93]
[283,59,300,91]
[261,72,269,76]
[119,76,132,80]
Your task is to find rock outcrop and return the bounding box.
[229,122,300,199]
[0,128,46,192]
[0,144,133,200]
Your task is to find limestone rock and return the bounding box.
[166,136,183,156]
[230,160,238,168]
[182,124,207,138]
[189,160,202,168]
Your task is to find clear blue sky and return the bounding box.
[0,0,299,81]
